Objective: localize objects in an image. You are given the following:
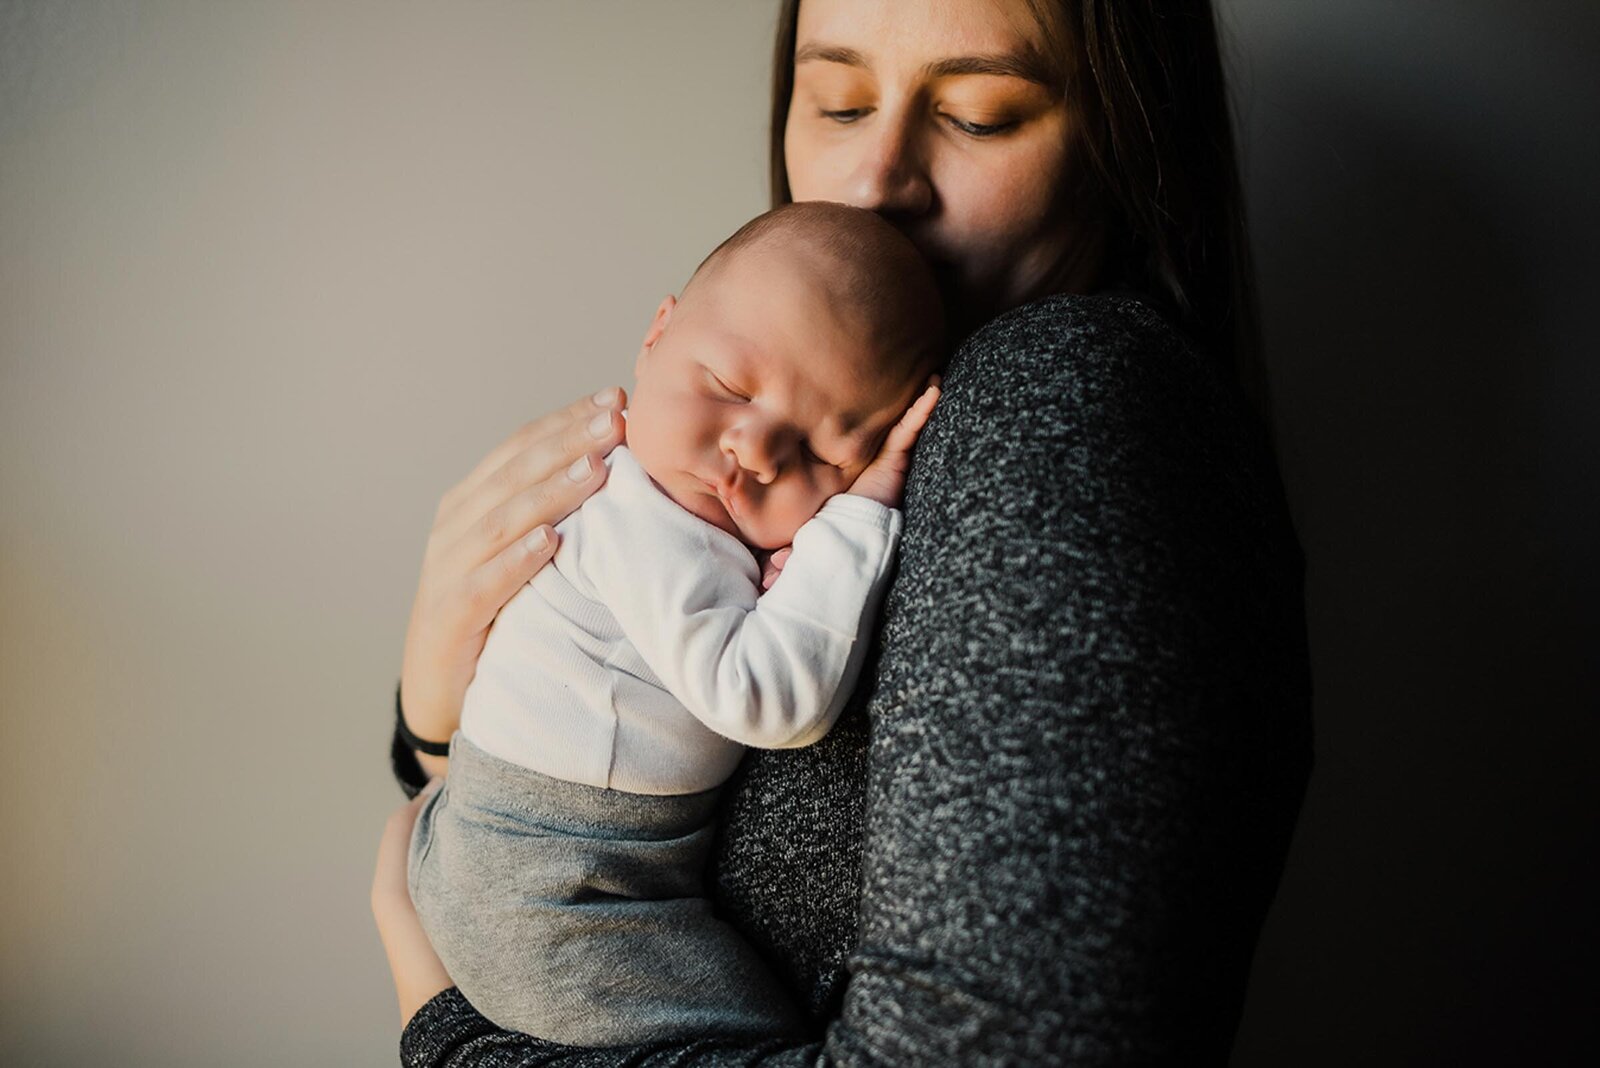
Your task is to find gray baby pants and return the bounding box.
[407,731,807,1045]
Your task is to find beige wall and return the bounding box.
[0,3,774,1063]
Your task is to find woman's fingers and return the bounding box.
[464,387,625,495]
[437,404,624,553]
[398,390,625,747]
[455,448,610,568]
[446,387,625,518]
[464,522,563,623]
[441,391,627,546]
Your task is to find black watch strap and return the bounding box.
[395,683,452,757]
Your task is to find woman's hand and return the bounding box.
[371,779,453,1028]
[400,389,626,776]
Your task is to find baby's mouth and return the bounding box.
[694,472,741,521]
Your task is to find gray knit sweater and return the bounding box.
[390,292,1314,1066]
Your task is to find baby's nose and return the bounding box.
[727,424,795,485]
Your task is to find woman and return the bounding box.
[372,0,1313,1063]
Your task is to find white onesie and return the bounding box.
[459,443,903,796]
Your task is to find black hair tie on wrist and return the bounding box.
[395,683,452,757]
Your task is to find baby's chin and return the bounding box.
[721,506,803,554]
[644,467,808,553]
[738,523,801,553]
[662,480,794,551]
[699,489,807,552]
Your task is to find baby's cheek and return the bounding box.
[792,483,839,539]
[627,393,696,475]
[621,408,661,471]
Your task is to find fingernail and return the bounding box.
[592,387,620,407]
[525,527,550,553]
[567,455,593,482]
[588,412,613,439]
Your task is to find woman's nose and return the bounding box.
[842,106,934,219]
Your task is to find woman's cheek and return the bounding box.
[957,155,1066,297]
[941,174,1019,284]
[785,137,842,203]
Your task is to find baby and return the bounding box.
[407,202,945,1044]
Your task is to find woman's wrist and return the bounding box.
[393,683,452,785]
[397,653,466,744]
[395,683,451,755]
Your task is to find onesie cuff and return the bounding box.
[818,493,901,536]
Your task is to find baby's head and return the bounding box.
[626,202,945,550]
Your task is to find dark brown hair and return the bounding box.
[768,0,1268,423]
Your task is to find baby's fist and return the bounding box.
[848,377,941,509]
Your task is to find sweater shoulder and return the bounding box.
[924,292,1256,484]
[966,290,1190,355]
[907,291,1298,575]
[949,291,1210,423]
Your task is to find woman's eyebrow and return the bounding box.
[794,42,866,68]
[794,42,1056,88]
[925,52,1056,88]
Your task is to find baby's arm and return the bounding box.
[578,381,939,748]
[579,474,900,749]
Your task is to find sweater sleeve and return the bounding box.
[398,294,1314,1066]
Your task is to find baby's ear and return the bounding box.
[635,296,677,373]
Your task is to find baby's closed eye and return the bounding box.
[799,439,845,470]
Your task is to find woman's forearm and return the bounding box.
[373,782,455,1025]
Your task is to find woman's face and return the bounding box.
[784,0,1101,330]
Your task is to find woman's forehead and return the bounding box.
[794,0,1054,72]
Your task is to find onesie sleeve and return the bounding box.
[573,451,902,749]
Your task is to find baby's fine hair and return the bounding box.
[686,202,946,371]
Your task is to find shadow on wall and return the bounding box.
[1224,4,1599,1065]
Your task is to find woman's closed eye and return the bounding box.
[819,105,1017,139]
[820,107,869,124]
[942,114,1018,138]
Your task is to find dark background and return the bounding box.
[1223,1,1598,1062]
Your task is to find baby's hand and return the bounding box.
[847,376,941,509]
[758,546,792,592]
